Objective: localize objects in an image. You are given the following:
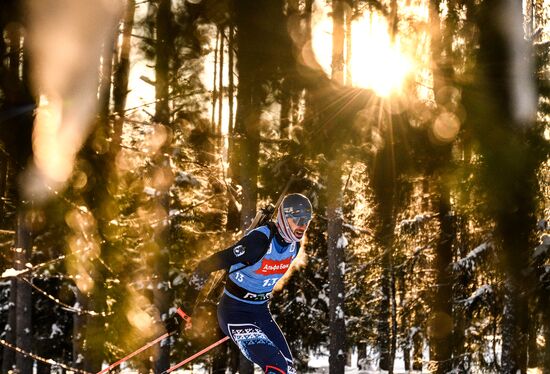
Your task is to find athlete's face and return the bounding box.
[286,217,310,239]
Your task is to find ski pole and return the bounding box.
[163,335,230,373]
[97,308,189,374]
[97,331,173,374]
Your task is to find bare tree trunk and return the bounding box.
[225,21,240,232]
[327,156,346,374]
[7,20,33,372]
[429,181,454,373]
[98,37,115,123]
[236,116,260,233]
[344,3,352,85]
[390,265,397,373]
[153,193,172,374]
[0,156,7,226]
[2,277,16,373]
[231,1,274,370]
[153,1,173,372]
[412,327,423,371]
[234,0,264,231]
[72,289,88,370]
[397,275,411,371]
[228,23,235,137]
[237,351,253,374]
[502,279,524,374]
[211,345,228,373]
[331,0,345,85]
[525,0,534,37]
[211,30,219,133]
[15,207,33,373]
[279,0,299,140]
[372,122,397,373]
[377,235,395,372]
[427,0,455,371]
[83,294,105,372]
[357,342,367,370]
[327,2,346,373]
[453,148,472,371]
[279,79,292,139]
[217,26,225,148]
[1,14,29,374]
[228,344,239,373]
[0,4,33,168]
[403,342,411,371]
[527,310,540,368]
[112,0,136,155]
[35,361,51,374]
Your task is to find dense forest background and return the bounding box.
[0,0,549,373]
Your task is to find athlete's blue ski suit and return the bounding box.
[192,225,300,374]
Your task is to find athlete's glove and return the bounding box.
[164,314,181,333]
[189,269,209,291]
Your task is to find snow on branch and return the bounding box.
[453,242,491,272]
[1,268,27,278]
[0,337,92,373]
[22,278,112,317]
[0,245,97,280]
[398,214,431,235]
[337,235,348,249]
[174,171,201,188]
[533,234,550,259]
[457,284,493,306]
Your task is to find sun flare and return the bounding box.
[312,5,413,97]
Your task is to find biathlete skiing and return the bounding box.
[186,193,313,374]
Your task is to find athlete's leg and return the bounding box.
[254,308,296,373]
[217,294,292,373]
[225,322,289,372]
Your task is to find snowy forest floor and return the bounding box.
[142,348,432,373]
[168,354,428,373]
[172,368,425,373]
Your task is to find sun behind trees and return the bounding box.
[0,0,549,373]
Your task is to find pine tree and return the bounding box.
[426,0,456,370]
[327,1,347,373]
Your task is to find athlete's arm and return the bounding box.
[190,230,270,289]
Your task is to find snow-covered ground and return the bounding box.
[112,344,541,373]
[165,348,429,373]
[103,345,432,373]
[304,348,425,373]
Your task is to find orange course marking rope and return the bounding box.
[0,338,92,374]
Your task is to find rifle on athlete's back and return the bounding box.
[193,178,293,309]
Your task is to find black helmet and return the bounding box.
[281,194,313,224]
[276,193,313,243]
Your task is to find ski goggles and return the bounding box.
[283,209,312,226]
